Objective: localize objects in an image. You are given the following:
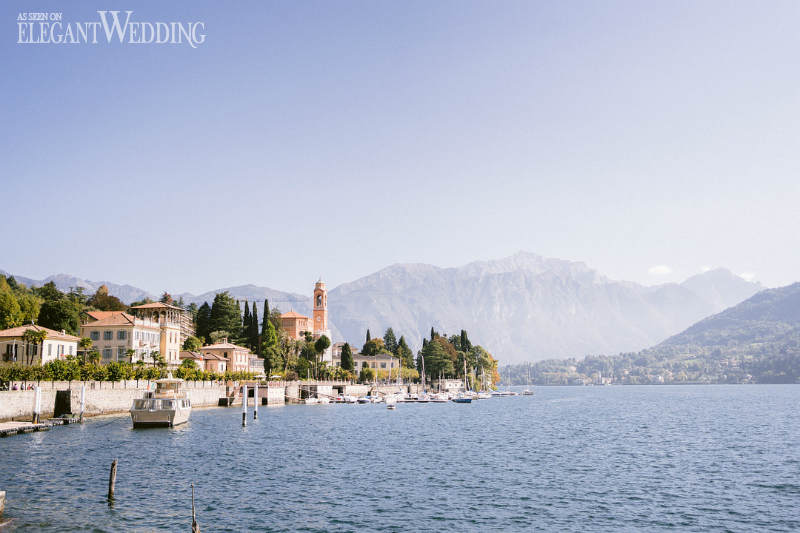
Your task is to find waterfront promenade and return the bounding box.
[0,380,420,422]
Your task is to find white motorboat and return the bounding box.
[130,376,191,428]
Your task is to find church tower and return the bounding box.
[313,278,328,334]
[313,278,332,363]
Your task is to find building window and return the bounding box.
[103,331,113,341]
[48,344,52,356]
[90,331,100,341]
[69,345,74,355]
[117,330,127,340]
[118,346,126,358]
[103,348,112,359]
[380,363,387,369]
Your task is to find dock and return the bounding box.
[0,417,79,438]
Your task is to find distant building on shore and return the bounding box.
[81,303,183,368]
[81,311,163,366]
[331,349,399,373]
[199,338,250,373]
[0,325,80,366]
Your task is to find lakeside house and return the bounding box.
[0,325,80,366]
[202,352,227,373]
[179,350,205,371]
[199,339,250,373]
[331,348,399,373]
[81,312,160,365]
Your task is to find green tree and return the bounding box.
[362,338,385,356]
[159,292,173,304]
[340,342,354,372]
[36,283,81,335]
[88,350,101,366]
[209,330,230,344]
[78,337,93,363]
[183,335,202,351]
[196,302,212,342]
[87,285,127,311]
[0,278,23,329]
[210,292,241,340]
[22,328,48,365]
[397,336,414,368]
[383,328,398,354]
[260,299,270,338]
[366,329,371,342]
[242,301,251,343]
[250,302,260,352]
[359,366,374,383]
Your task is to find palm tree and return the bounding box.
[78,337,93,364]
[88,350,101,366]
[22,328,48,365]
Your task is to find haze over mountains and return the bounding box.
[1,252,764,362]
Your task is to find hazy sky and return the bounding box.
[2,1,799,295]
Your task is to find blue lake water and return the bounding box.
[1,385,799,531]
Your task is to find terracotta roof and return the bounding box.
[86,311,118,321]
[201,342,250,352]
[180,351,203,360]
[130,302,184,310]
[202,352,227,361]
[0,324,81,342]
[80,312,138,327]
[281,310,308,319]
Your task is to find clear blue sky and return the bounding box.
[2,1,799,294]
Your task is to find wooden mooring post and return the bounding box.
[253,383,258,420]
[191,483,200,533]
[108,459,118,502]
[241,384,247,427]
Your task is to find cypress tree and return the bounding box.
[196,302,212,342]
[242,301,251,343]
[366,329,371,342]
[430,327,436,341]
[341,342,354,372]
[250,302,260,352]
[261,299,270,338]
[383,328,398,354]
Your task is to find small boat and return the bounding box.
[130,375,191,428]
[302,397,319,405]
[477,392,492,400]
[318,397,331,404]
[452,397,472,403]
[386,396,398,409]
[357,396,370,404]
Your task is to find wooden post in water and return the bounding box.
[80,384,86,423]
[253,383,258,420]
[32,385,41,424]
[241,384,247,427]
[191,483,200,533]
[108,459,118,501]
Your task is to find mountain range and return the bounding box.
[1,252,764,362]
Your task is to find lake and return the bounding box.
[1,385,799,531]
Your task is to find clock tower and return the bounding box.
[313,278,328,333]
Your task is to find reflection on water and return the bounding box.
[1,385,799,532]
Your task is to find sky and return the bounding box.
[2,0,799,295]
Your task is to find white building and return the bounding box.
[81,311,161,365]
[0,324,80,366]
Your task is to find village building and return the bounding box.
[202,352,227,373]
[80,312,162,365]
[279,310,311,340]
[331,349,399,373]
[0,325,80,366]
[129,302,184,367]
[199,339,250,373]
[179,350,205,371]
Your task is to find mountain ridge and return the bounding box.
[2,253,764,361]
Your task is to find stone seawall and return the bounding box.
[0,381,226,421]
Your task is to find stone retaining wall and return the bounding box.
[0,381,227,421]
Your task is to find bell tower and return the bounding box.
[313,278,328,334]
